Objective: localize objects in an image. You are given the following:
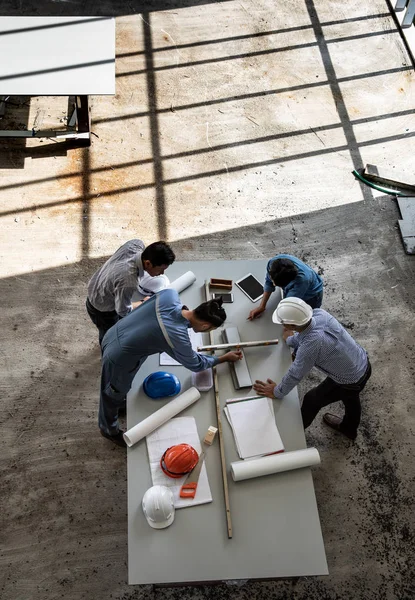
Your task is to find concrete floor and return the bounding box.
[1,1,414,599]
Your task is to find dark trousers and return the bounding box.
[86,298,119,345]
[301,360,372,435]
[99,339,146,435]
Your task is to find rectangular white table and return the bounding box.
[127,260,328,585]
[0,17,115,145]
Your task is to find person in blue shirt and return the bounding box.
[248,254,323,321]
[99,289,242,446]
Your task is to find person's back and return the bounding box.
[88,239,145,314]
[308,309,367,383]
[248,253,323,321]
[86,239,175,345]
[275,254,323,302]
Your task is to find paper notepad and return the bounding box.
[160,330,203,366]
[146,416,212,509]
[224,397,284,459]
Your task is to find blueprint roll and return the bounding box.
[168,271,196,293]
[230,448,320,482]
[123,387,201,448]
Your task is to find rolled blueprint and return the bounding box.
[168,271,196,293]
[123,387,201,448]
[230,447,321,482]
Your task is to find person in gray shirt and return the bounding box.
[86,239,175,344]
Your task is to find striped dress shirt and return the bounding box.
[273,309,368,399]
[87,239,145,317]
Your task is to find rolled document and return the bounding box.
[123,387,201,448]
[230,448,320,482]
[168,271,196,293]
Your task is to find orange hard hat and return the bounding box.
[160,444,199,479]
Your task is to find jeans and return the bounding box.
[86,298,119,345]
[301,359,372,435]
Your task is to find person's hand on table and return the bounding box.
[221,350,243,363]
[253,378,277,399]
[247,306,265,321]
[282,328,293,342]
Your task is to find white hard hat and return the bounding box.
[272,297,313,326]
[142,485,175,529]
[138,273,170,296]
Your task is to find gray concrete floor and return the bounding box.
[1,1,414,599]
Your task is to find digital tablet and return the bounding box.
[235,274,264,303]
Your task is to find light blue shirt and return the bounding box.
[102,288,219,372]
[264,254,323,301]
[273,309,368,398]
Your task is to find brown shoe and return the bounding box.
[322,413,357,440]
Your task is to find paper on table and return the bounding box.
[224,398,276,459]
[146,416,212,509]
[225,397,284,459]
[160,330,203,366]
[123,387,200,447]
[231,448,321,481]
[167,271,196,293]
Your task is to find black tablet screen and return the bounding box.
[237,275,264,300]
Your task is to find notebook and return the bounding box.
[224,397,284,459]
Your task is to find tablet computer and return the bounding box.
[235,273,264,302]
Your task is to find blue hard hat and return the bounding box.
[143,372,181,399]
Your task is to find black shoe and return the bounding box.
[323,413,357,441]
[100,429,127,447]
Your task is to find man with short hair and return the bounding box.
[253,297,371,441]
[99,291,242,446]
[248,254,323,321]
[86,239,175,344]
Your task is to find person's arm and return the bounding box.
[248,290,272,320]
[285,273,309,301]
[131,296,151,310]
[272,342,318,397]
[283,329,299,350]
[165,329,242,372]
[253,340,318,398]
[114,285,137,317]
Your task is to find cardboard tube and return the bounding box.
[123,387,201,448]
[168,271,196,293]
[230,448,321,482]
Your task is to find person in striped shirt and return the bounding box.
[86,239,175,345]
[253,298,371,440]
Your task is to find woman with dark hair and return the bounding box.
[98,290,242,446]
[248,254,323,321]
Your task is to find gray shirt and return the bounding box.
[87,239,145,317]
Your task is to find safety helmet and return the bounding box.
[272,297,313,326]
[142,485,175,529]
[143,371,181,399]
[160,444,199,479]
[138,273,170,296]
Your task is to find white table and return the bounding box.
[127,260,328,585]
[0,17,115,145]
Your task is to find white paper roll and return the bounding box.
[168,271,196,293]
[230,448,321,482]
[123,387,201,448]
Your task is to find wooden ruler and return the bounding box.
[204,280,233,539]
